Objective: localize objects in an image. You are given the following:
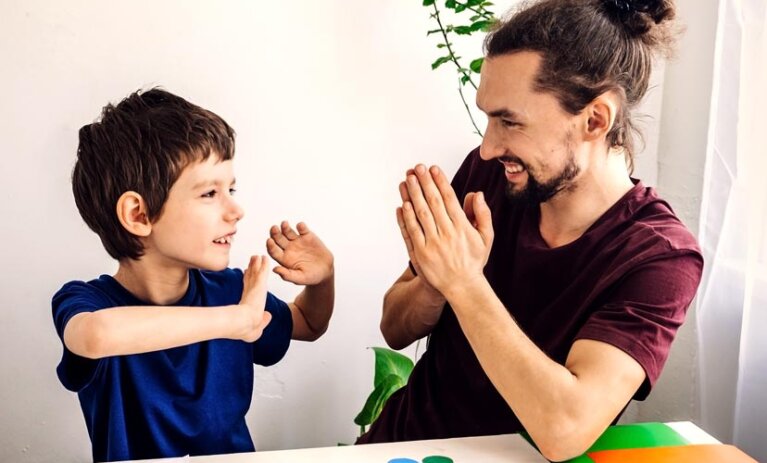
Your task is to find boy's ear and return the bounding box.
[116,191,152,237]
[583,90,619,143]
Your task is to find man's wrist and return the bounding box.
[442,273,491,308]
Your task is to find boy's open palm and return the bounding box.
[238,255,273,343]
[266,221,333,286]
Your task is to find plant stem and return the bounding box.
[431,2,478,91]
[458,76,484,136]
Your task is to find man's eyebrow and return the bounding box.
[486,108,520,119]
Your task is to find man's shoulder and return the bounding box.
[625,185,701,255]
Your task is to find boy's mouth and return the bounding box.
[213,232,236,245]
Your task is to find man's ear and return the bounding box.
[116,191,152,237]
[583,91,619,142]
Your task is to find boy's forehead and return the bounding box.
[176,157,235,188]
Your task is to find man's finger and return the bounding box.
[414,164,453,235]
[396,207,415,255]
[401,200,426,249]
[430,165,464,224]
[463,192,477,226]
[405,173,438,240]
[474,192,494,245]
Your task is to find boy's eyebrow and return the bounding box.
[191,178,237,190]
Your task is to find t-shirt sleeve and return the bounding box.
[575,250,703,399]
[252,292,293,366]
[51,282,106,392]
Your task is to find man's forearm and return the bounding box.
[381,274,446,350]
[64,304,245,359]
[444,278,639,461]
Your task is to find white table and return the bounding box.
[136,421,719,463]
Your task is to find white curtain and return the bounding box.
[696,0,767,460]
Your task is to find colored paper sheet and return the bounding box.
[564,422,689,463]
[587,444,758,463]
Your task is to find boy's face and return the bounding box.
[145,155,243,272]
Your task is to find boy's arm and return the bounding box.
[63,255,273,359]
[266,221,335,341]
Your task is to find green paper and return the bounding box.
[564,422,689,463]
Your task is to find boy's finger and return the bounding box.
[270,225,290,248]
[281,221,299,240]
[296,222,311,235]
[266,238,284,260]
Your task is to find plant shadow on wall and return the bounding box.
[353,0,497,439]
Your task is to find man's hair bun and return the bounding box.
[602,0,676,36]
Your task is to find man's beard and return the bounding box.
[504,142,580,206]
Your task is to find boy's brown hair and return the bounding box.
[73,88,236,260]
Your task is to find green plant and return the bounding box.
[353,347,414,436]
[423,0,498,136]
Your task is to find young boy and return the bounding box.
[52,88,335,462]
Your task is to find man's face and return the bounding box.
[476,51,583,205]
[144,155,243,272]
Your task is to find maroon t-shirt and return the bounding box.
[359,147,703,443]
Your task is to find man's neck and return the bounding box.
[113,258,190,306]
[538,154,634,248]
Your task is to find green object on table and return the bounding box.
[564,422,689,463]
[422,456,454,463]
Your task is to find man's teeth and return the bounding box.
[505,164,525,174]
[214,235,232,244]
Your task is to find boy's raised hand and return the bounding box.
[237,255,273,342]
[267,221,334,286]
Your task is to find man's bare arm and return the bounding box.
[380,267,446,350]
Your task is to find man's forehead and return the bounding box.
[477,51,544,114]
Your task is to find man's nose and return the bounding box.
[479,124,502,161]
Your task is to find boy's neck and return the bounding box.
[113,259,191,306]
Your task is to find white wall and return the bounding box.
[0,1,708,462]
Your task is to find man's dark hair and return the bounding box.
[485,0,679,173]
[72,88,236,260]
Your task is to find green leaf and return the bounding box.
[371,347,414,387]
[461,74,472,85]
[467,0,484,5]
[453,25,473,35]
[470,14,482,21]
[422,0,436,5]
[431,55,452,70]
[471,20,493,31]
[445,0,457,9]
[470,57,484,73]
[426,28,441,36]
[455,4,466,12]
[437,43,448,48]
[354,374,405,426]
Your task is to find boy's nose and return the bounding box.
[225,198,244,222]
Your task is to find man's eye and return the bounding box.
[202,190,216,198]
[229,188,237,195]
[501,119,519,127]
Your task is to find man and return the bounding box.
[358,1,702,461]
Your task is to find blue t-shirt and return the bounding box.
[52,268,293,462]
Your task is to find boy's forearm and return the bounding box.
[63,305,244,359]
[291,270,334,341]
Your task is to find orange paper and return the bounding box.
[588,444,757,463]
